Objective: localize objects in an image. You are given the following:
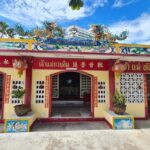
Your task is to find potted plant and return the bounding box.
[12,87,30,116]
[113,89,126,115]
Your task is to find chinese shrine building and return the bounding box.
[0,37,150,130]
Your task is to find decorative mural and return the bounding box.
[5,120,29,133]
[33,38,114,52]
[113,117,134,130]
[0,21,149,54]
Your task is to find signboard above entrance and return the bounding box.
[0,56,150,73]
[33,58,110,70]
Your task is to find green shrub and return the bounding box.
[113,89,126,107]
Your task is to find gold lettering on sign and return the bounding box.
[45,76,50,108]
[93,77,98,107]
[3,59,9,65]
[39,60,70,68]
[97,62,103,68]
[81,62,86,68]
[89,62,94,68]
[61,60,69,68]
[131,63,141,71]
[73,62,78,68]
[39,59,45,67]
[4,75,11,103]
[123,62,130,70]
[143,63,150,71]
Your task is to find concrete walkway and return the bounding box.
[0,129,150,150]
[0,120,150,150]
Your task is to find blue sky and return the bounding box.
[0,0,150,44]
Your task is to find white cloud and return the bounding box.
[113,0,136,8]
[109,13,150,44]
[92,0,108,7]
[0,0,107,27]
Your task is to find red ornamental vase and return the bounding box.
[113,105,126,115]
[112,62,127,74]
[13,59,28,77]
[14,104,31,116]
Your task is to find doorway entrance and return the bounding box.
[0,74,4,120]
[51,71,92,118]
[146,75,150,118]
[59,72,80,100]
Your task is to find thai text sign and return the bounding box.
[33,58,109,70]
[123,62,150,73]
[1,56,150,73]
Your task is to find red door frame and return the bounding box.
[0,71,6,122]
[144,74,150,119]
[49,70,95,118]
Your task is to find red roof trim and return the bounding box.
[0,49,150,57]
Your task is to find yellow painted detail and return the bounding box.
[112,43,150,48]
[0,38,150,52]
[0,38,35,51]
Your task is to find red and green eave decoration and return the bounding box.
[69,0,84,10]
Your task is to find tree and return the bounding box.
[69,0,84,10]
[14,23,25,37]
[0,21,9,37]
[6,28,15,38]
[25,30,34,38]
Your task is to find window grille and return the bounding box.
[80,75,91,98]
[98,81,106,103]
[35,81,44,103]
[120,73,144,103]
[11,81,24,104]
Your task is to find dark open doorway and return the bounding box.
[0,74,4,120]
[59,72,80,100]
[51,72,91,118]
[146,75,150,118]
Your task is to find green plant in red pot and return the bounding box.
[113,89,126,115]
[12,87,30,116]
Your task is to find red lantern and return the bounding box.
[13,59,28,77]
[112,60,127,77]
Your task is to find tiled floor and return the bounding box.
[51,103,91,118]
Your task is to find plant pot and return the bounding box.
[14,104,31,116]
[113,105,126,115]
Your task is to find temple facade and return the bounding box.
[0,38,150,130]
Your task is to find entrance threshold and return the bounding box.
[39,117,105,122]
